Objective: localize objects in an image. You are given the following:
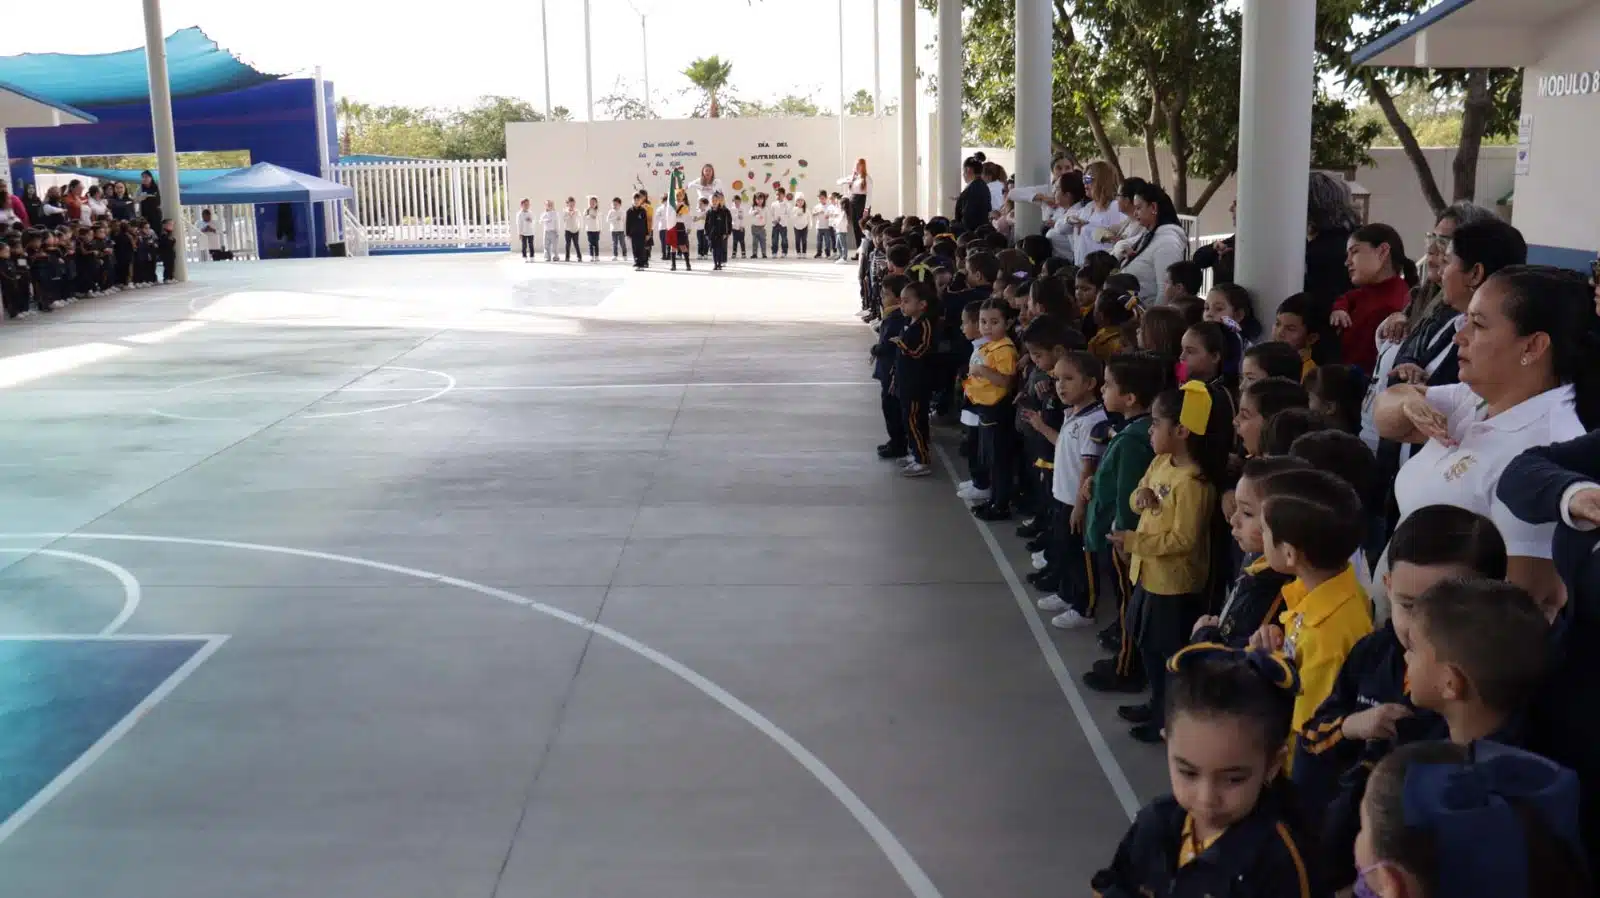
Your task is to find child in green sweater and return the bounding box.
[1083,352,1169,693]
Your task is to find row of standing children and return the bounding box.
[0,218,175,320]
[858,212,1592,897]
[514,189,857,266]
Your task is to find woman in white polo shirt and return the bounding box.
[1374,265,1600,614]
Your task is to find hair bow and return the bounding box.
[908,262,936,283]
[1122,292,1142,314]
[1013,270,1031,278]
[1219,316,1241,334]
[1179,380,1213,435]
[1404,742,1582,898]
[1167,641,1300,695]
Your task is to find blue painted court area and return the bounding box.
[0,638,210,827]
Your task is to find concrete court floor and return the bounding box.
[0,252,1169,897]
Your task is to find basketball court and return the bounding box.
[0,253,1167,897]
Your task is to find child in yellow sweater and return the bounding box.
[1107,381,1235,743]
[1249,468,1373,768]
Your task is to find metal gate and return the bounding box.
[329,159,510,252]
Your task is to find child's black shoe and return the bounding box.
[1128,723,1164,744]
[876,442,907,459]
[1083,668,1146,694]
[1117,703,1153,724]
[1025,535,1049,553]
[1016,518,1046,539]
[971,503,1011,522]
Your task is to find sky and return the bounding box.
[0,0,939,118]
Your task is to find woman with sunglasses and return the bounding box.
[1073,160,1125,262]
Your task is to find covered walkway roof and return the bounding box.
[0,26,280,108]
[34,164,236,188]
[1353,0,1590,67]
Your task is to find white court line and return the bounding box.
[299,366,456,419]
[0,532,944,898]
[147,367,457,422]
[930,445,1142,821]
[0,548,141,636]
[0,635,227,848]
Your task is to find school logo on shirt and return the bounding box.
[1284,614,1304,661]
[1443,454,1477,482]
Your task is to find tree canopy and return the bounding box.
[682,56,735,118]
[337,96,570,160]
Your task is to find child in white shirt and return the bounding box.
[516,198,536,260]
[654,194,672,261]
[606,197,626,260]
[770,188,791,257]
[748,193,770,259]
[730,196,747,258]
[693,198,710,258]
[560,197,583,261]
[582,196,602,261]
[539,200,559,261]
[813,198,831,258]
[829,192,851,259]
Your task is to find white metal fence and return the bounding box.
[181,204,258,263]
[330,159,511,252]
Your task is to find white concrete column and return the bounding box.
[936,0,962,218]
[1013,0,1050,236]
[898,0,917,216]
[142,0,187,281]
[0,128,10,186]
[873,0,883,116]
[583,0,595,121]
[1235,0,1315,319]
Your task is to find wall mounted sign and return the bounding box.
[1536,71,1600,97]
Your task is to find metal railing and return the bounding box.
[341,204,369,257]
[329,159,511,252]
[181,204,258,263]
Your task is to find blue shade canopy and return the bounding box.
[178,162,353,205]
[0,27,280,108]
[34,165,235,188]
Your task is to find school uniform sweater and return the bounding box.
[1278,565,1373,758]
[872,308,906,384]
[1085,414,1155,554]
[1192,555,1293,648]
[1092,785,1322,898]
[962,336,1018,411]
[1497,431,1600,879]
[1122,455,1214,596]
[889,314,936,399]
[704,206,732,239]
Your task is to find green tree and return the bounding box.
[843,88,898,116]
[682,56,734,118]
[335,97,370,157]
[732,93,824,117]
[440,95,543,159]
[599,78,658,120]
[1319,0,1521,213]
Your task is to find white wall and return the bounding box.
[505,116,902,245]
[1512,2,1600,260]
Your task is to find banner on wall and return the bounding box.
[634,136,814,202]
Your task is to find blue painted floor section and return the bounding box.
[0,639,209,826]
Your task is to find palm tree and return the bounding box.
[335,97,370,157]
[681,56,733,118]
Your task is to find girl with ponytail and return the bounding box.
[1091,645,1324,898]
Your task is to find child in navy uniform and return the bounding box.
[889,280,938,478]
[1093,644,1325,898]
[871,274,911,460]
[1192,455,1303,647]
[1295,505,1506,889]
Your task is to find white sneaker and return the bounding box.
[1036,594,1069,613]
[900,462,933,478]
[957,480,973,492]
[902,454,915,466]
[1031,551,1049,570]
[1050,609,1094,630]
[956,484,990,501]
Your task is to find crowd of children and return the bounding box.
[515,188,859,269]
[0,199,177,320]
[855,199,1597,896]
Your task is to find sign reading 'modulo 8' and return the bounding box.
[1537,71,1600,97]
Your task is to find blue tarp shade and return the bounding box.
[0,27,279,108]
[33,164,236,188]
[178,162,352,205]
